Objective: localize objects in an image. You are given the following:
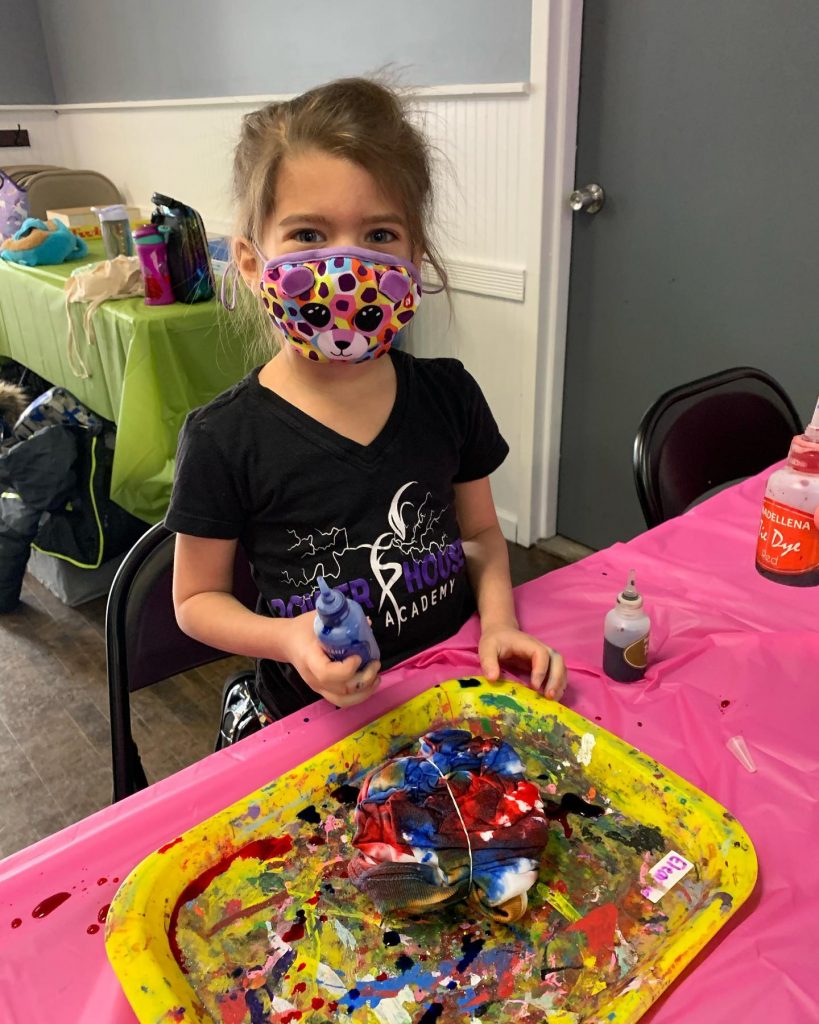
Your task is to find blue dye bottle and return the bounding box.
[313,576,380,668]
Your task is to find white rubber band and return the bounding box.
[424,756,474,896]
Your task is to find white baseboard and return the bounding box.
[496,509,518,544]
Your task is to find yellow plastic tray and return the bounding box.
[106,678,757,1023]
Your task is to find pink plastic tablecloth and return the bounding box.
[1,468,817,1023]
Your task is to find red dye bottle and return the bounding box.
[755,397,819,587]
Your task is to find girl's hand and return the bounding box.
[479,624,567,701]
[281,612,381,707]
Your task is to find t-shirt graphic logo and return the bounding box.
[274,482,465,635]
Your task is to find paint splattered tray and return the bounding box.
[105,678,757,1024]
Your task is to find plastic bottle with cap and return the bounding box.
[602,571,651,683]
[92,204,134,259]
[313,576,380,668]
[755,395,819,587]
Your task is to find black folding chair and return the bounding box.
[633,367,801,528]
[105,522,258,801]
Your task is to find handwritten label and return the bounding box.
[640,850,693,903]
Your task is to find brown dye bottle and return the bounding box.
[603,571,651,683]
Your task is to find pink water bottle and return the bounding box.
[133,224,174,306]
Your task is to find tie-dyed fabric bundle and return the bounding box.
[349,729,550,922]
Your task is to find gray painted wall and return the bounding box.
[36,0,531,104]
[558,0,819,550]
[0,0,54,103]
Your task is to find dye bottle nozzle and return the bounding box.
[313,575,380,669]
[805,398,819,442]
[315,576,347,623]
[617,571,643,608]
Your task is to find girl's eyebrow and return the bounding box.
[278,212,405,227]
[361,214,405,225]
[278,213,332,227]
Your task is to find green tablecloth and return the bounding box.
[0,240,258,524]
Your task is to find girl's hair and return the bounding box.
[232,77,447,287]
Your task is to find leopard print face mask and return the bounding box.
[258,247,422,363]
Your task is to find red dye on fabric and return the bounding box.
[350,731,551,921]
[86,924,100,935]
[158,836,183,854]
[11,918,22,929]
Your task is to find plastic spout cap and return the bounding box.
[618,570,643,608]
[315,575,345,619]
[726,735,757,773]
[805,396,819,442]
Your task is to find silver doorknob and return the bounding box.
[570,183,605,214]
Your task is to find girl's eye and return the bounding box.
[367,229,397,245]
[293,229,323,244]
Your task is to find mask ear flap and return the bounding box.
[280,265,315,298]
[379,269,411,303]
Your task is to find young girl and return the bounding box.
[166,78,566,737]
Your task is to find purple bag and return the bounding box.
[0,170,28,240]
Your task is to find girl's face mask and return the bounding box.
[258,246,422,363]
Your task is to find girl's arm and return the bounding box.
[454,478,567,700]
[172,534,379,706]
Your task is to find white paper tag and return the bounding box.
[640,850,694,903]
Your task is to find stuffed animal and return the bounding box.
[0,217,88,266]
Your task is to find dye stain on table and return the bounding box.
[106,679,756,1024]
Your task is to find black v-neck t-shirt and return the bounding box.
[165,350,508,717]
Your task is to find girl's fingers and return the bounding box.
[346,660,381,696]
[480,647,501,681]
[544,650,567,700]
[320,673,381,707]
[530,645,551,691]
[307,652,362,692]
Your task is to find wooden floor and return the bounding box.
[0,542,569,860]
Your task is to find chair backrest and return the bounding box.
[105,522,258,800]
[633,366,802,528]
[106,522,257,692]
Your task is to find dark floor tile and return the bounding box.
[507,541,568,587]
[65,696,112,756]
[0,789,67,859]
[0,718,49,805]
[15,707,106,790]
[49,761,113,826]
